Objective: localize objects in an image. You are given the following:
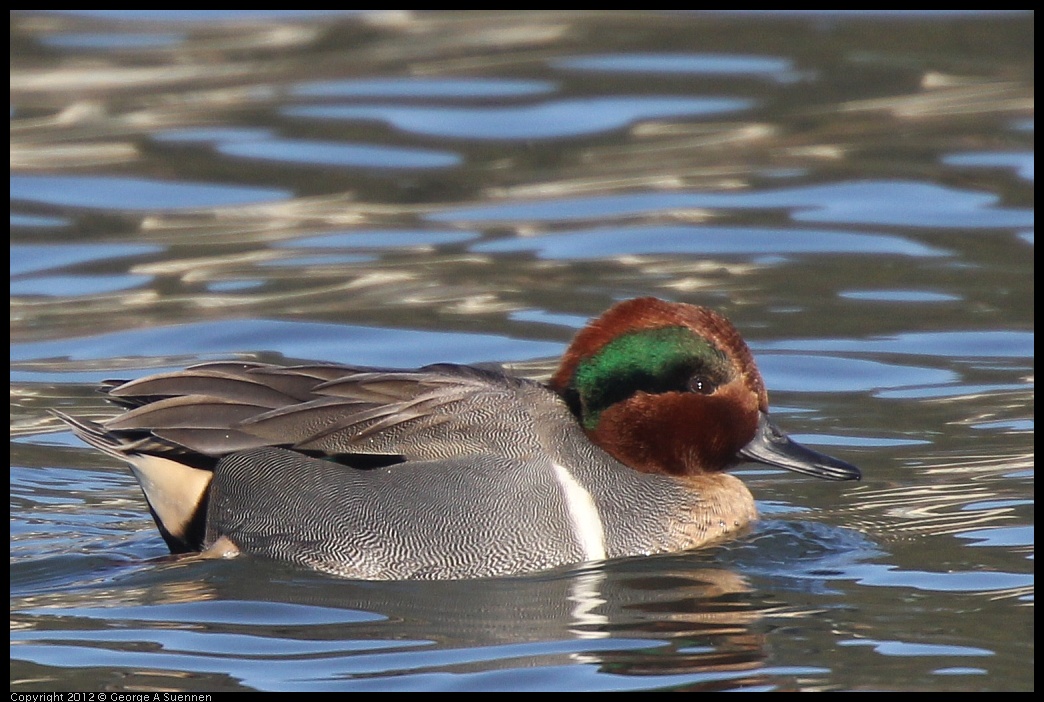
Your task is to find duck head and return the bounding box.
[550,298,860,481]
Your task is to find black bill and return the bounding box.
[738,412,861,481]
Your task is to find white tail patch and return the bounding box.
[551,462,606,562]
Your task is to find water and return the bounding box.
[10,10,1033,692]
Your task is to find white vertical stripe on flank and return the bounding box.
[551,462,607,561]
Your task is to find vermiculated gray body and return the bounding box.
[55,361,756,580]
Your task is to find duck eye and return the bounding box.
[687,375,716,395]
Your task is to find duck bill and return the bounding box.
[737,413,861,481]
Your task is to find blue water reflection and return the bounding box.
[11,174,290,210]
[11,320,565,375]
[285,96,755,140]
[293,77,555,99]
[471,225,948,258]
[218,139,462,169]
[432,180,1033,229]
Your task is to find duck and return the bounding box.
[52,297,860,580]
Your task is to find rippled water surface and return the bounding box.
[11,10,1033,692]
